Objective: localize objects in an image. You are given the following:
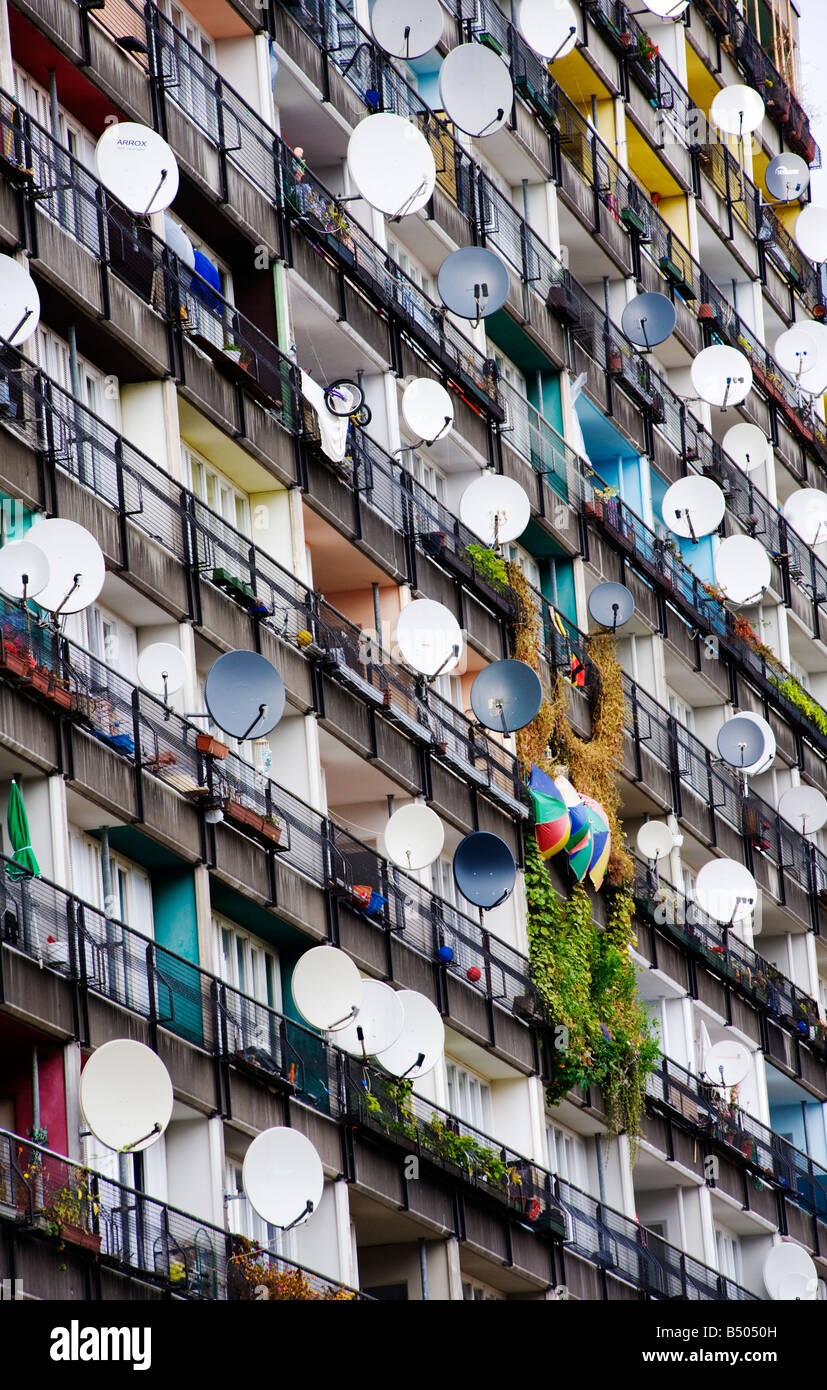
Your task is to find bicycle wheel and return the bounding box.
[324,379,365,417]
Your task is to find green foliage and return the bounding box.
[464,543,510,591]
[524,837,659,1155]
[774,674,827,737]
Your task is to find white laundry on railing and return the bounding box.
[300,370,349,463]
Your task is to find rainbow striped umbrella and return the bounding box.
[581,795,611,890]
[527,765,571,860]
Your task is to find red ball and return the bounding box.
[466,966,482,982]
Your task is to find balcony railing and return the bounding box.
[0,1127,367,1300]
[0,903,756,1299]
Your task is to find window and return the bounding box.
[461,1277,503,1300]
[446,1061,492,1132]
[156,0,218,138]
[13,67,98,248]
[492,351,532,461]
[184,442,251,601]
[386,237,435,333]
[405,448,445,502]
[668,691,696,778]
[224,1158,286,1252]
[715,1229,742,1284]
[546,1122,584,1187]
[504,542,540,591]
[185,445,250,536]
[432,856,458,909]
[213,915,280,1011]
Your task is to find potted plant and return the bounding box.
[45,1172,101,1253]
[0,636,32,678]
[30,664,51,695]
[47,674,72,709]
[196,732,229,759]
[224,797,265,833]
[606,342,623,375]
[259,813,284,846]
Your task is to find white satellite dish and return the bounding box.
[691,345,753,409]
[703,1039,752,1088]
[694,858,757,924]
[438,43,514,138]
[384,803,445,871]
[401,378,454,444]
[25,518,105,615]
[80,1039,173,1153]
[710,84,765,136]
[395,599,463,679]
[346,114,436,218]
[0,540,50,601]
[375,989,444,1079]
[95,122,179,216]
[794,204,827,264]
[636,821,673,863]
[722,422,769,473]
[334,979,406,1058]
[369,0,443,59]
[0,255,40,346]
[714,535,771,604]
[661,475,726,541]
[774,324,827,393]
[137,643,187,700]
[778,784,827,836]
[517,0,578,61]
[162,214,195,270]
[641,0,688,14]
[292,945,363,1032]
[242,1127,324,1230]
[782,489,827,546]
[716,711,776,776]
[459,474,530,547]
[763,1243,819,1301]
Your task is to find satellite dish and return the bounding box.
[346,114,436,218]
[459,474,530,547]
[163,214,195,270]
[782,489,827,546]
[438,43,514,138]
[714,535,771,603]
[587,581,635,631]
[242,1127,324,1229]
[437,247,510,323]
[375,989,444,1079]
[25,518,105,615]
[517,0,577,61]
[453,831,516,909]
[778,784,827,836]
[470,659,543,733]
[640,0,688,14]
[716,712,776,775]
[765,153,810,203]
[335,979,406,1058]
[691,345,753,409]
[79,1039,173,1153]
[703,1039,752,1088]
[661,476,726,541]
[401,378,454,444]
[710,84,765,137]
[395,598,463,679]
[621,292,677,350]
[636,820,673,863]
[369,0,443,59]
[0,540,50,600]
[764,1243,819,1301]
[774,324,827,392]
[137,642,187,700]
[0,255,40,346]
[204,650,285,740]
[384,803,444,871]
[292,945,363,1032]
[722,422,769,473]
[95,122,179,215]
[694,858,757,924]
[794,204,827,263]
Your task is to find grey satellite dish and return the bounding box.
[716,712,775,775]
[438,43,514,138]
[453,831,517,909]
[765,154,810,203]
[587,581,634,632]
[370,0,443,59]
[621,292,676,351]
[437,247,510,324]
[470,659,543,734]
[0,540,50,601]
[662,475,726,542]
[778,784,827,836]
[0,255,41,346]
[204,649,285,740]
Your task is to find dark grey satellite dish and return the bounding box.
[470,659,543,734]
[621,292,677,351]
[587,581,635,632]
[204,650,286,740]
[437,247,510,324]
[765,153,810,203]
[717,716,765,769]
[453,831,516,910]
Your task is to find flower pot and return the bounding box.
[196,733,229,759]
[259,820,283,846]
[585,499,604,521]
[48,682,72,709]
[698,302,717,321]
[58,1223,101,1253]
[225,799,264,833]
[0,645,31,678]
[606,346,623,375]
[30,667,50,694]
